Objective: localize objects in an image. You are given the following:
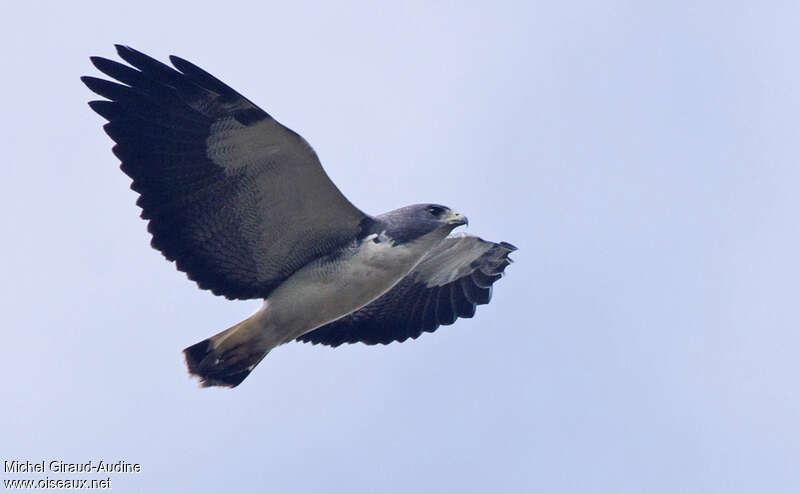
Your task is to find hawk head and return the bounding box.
[373,203,468,246]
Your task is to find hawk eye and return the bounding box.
[426,205,447,217]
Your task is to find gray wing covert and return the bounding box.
[297,234,516,346]
[82,45,370,300]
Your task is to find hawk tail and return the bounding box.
[183,312,271,388]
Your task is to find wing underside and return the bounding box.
[82,45,370,300]
[298,234,517,346]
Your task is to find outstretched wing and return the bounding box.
[82,45,371,300]
[297,234,516,346]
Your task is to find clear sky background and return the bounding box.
[2,1,799,492]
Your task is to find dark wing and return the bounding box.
[297,234,516,347]
[82,45,371,300]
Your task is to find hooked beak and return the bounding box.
[447,210,469,227]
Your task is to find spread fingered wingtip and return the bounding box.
[114,44,134,55]
[499,241,518,251]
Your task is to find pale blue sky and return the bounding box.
[3,1,799,492]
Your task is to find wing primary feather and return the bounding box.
[103,118,205,142]
[452,281,477,317]
[103,122,200,154]
[90,56,148,88]
[461,276,491,304]
[405,285,430,337]
[115,45,185,85]
[113,45,215,109]
[471,269,501,288]
[87,100,119,121]
[421,287,441,333]
[437,285,457,326]
[169,55,238,96]
[81,76,137,102]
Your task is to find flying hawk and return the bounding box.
[82,46,516,388]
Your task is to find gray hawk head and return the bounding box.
[369,203,468,245]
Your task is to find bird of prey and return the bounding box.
[82,45,516,388]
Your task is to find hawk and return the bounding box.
[82,46,516,388]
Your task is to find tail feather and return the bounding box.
[183,312,271,388]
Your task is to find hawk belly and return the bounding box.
[259,229,449,347]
